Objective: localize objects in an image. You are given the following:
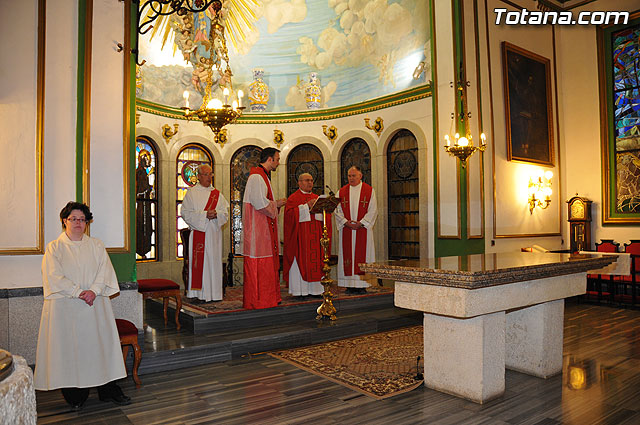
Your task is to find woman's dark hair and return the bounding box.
[60,202,93,229]
[259,147,280,164]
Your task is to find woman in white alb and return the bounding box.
[34,202,130,410]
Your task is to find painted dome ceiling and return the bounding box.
[136,0,431,113]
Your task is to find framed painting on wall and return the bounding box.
[502,42,554,166]
[598,15,640,224]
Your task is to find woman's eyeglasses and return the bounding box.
[66,218,87,223]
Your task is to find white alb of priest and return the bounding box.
[182,164,229,301]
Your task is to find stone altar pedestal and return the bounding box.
[0,352,37,424]
[361,252,616,403]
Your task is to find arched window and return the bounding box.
[135,137,159,261]
[176,144,213,258]
[230,145,262,256]
[286,144,324,197]
[340,138,372,187]
[387,130,419,259]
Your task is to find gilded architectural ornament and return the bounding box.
[273,129,284,148]
[161,123,179,143]
[364,117,384,137]
[217,129,228,147]
[322,125,338,144]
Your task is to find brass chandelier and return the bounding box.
[443,80,486,167]
[180,1,244,147]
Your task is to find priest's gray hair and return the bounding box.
[298,173,313,181]
[197,163,212,174]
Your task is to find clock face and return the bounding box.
[571,200,585,219]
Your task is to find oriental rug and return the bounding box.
[269,326,424,399]
[167,283,393,316]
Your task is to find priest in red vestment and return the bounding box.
[335,166,377,294]
[283,173,331,298]
[242,148,287,309]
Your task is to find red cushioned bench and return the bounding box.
[137,278,182,330]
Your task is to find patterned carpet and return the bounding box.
[175,283,394,316]
[269,326,424,399]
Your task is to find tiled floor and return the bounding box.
[36,302,640,424]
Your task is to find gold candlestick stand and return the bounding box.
[316,209,337,320]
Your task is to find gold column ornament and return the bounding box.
[322,125,337,144]
[161,123,179,143]
[316,208,337,321]
[217,129,228,147]
[273,129,284,148]
[364,117,384,137]
[135,113,140,126]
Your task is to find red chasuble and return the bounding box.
[283,190,331,285]
[339,183,372,276]
[190,188,219,290]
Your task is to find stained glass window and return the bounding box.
[176,144,212,258]
[340,138,372,187]
[230,146,262,256]
[135,137,158,261]
[286,144,324,197]
[612,23,640,213]
[387,130,419,260]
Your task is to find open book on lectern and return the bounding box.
[309,194,340,215]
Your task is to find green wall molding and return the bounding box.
[136,84,431,123]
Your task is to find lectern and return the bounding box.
[309,195,340,320]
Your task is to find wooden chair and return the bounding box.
[137,278,182,329]
[116,319,141,388]
[617,240,640,306]
[585,240,619,303]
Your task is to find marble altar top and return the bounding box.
[360,252,617,289]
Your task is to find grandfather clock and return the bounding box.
[567,195,592,252]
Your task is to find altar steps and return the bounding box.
[135,294,421,376]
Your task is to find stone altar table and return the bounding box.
[360,252,616,403]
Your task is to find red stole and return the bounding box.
[339,183,372,276]
[283,190,330,284]
[250,167,279,275]
[190,188,219,290]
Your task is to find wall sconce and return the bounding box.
[364,117,384,137]
[528,170,553,214]
[322,125,338,144]
[273,129,284,148]
[161,123,179,144]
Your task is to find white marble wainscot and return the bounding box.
[361,252,617,403]
[2,284,142,365]
[0,355,37,425]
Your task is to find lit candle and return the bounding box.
[223,88,230,106]
[237,90,244,108]
[454,133,460,146]
[544,170,553,180]
[480,133,486,145]
[458,136,469,147]
[444,134,450,146]
[232,100,238,110]
[183,90,190,109]
[207,98,223,109]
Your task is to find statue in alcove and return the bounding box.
[136,150,154,258]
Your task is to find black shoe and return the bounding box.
[99,393,132,406]
[70,400,85,411]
